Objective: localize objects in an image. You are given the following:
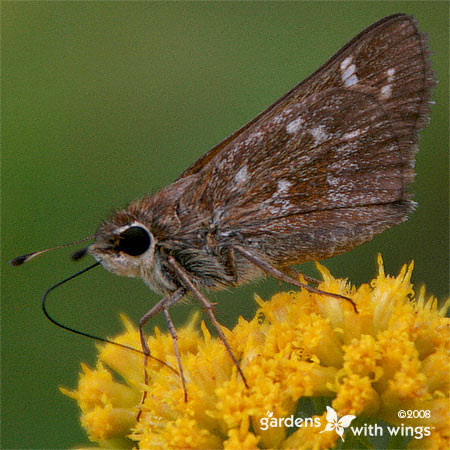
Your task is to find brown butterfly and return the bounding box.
[11,14,435,404]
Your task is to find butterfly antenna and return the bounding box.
[9,235,95,266]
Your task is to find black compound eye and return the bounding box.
[116,226,151,256]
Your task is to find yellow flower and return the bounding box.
[62,256,449,449]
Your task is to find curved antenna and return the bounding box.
[10,235,95,266]
[41,262,177,374]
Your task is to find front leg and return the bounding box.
[167,256,249,389]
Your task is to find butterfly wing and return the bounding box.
[176,14,434,265]
[177,14,433,180]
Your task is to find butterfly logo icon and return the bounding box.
[320,406,356,441]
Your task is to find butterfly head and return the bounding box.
[89,217,155,278]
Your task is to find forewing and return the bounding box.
[177,14,433,181]
[175,14,434,264]
[194,87,415,227]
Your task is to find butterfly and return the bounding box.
[11,14,435,403]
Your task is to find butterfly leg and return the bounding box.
[162,304,188,402]
[137,287,186,420]
[232,245,357,313]
[281,266,321,285]
[168,255,249,389]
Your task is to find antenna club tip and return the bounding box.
[9,254,30,266]
[71,247,89,261]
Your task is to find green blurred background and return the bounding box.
[2,2,448,448]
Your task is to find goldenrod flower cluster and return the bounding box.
[62,256,449,449]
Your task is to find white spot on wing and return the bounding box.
[277,179,292,193]
[244,130,264,147]
[340,56,353,71]
[380,67,396,99]
[345,73,358,87]
[310,125,328,144]
[234,165,249,185]
[342,129,361,140]
[340,56,358,87]
[380,85,392,99]
[286,117,304,134]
